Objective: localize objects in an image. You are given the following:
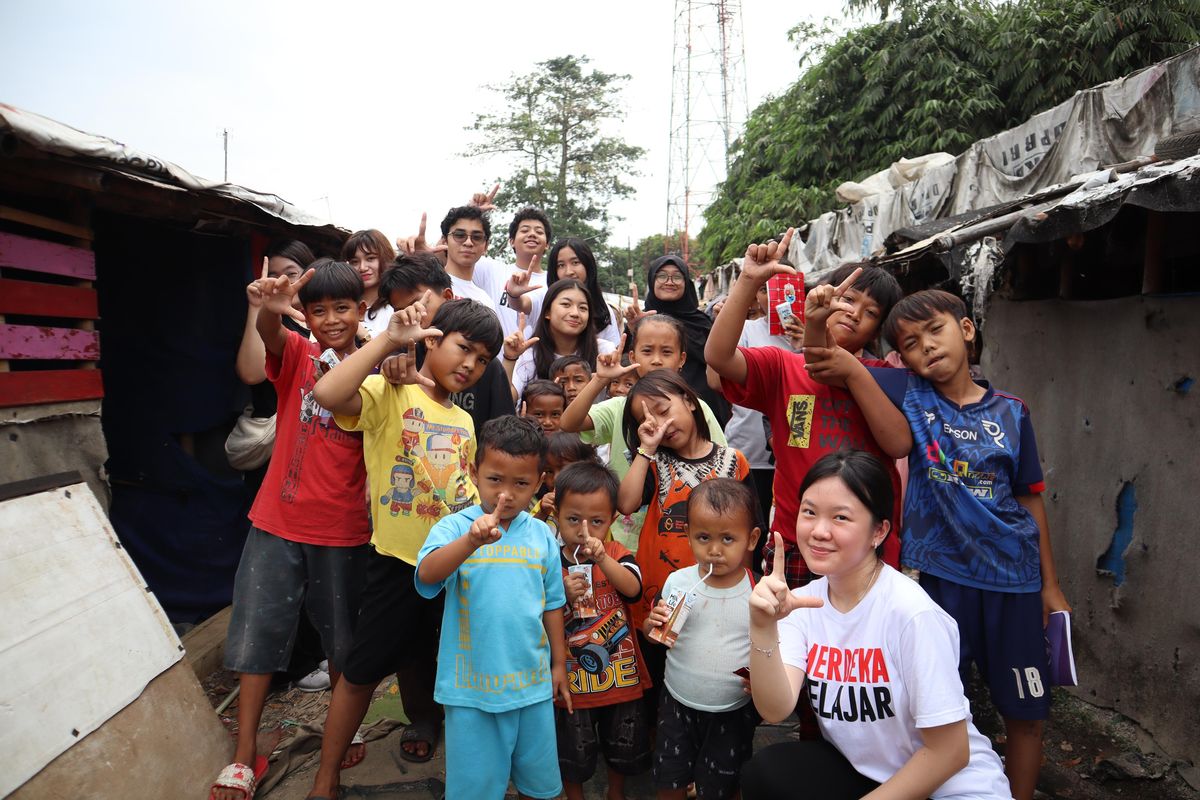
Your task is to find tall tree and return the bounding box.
[464,56,645,265]
[698,0,1200,266]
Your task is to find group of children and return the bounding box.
[211,199,1068,800]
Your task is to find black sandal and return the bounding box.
[398,718,440,763]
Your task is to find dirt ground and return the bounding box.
[203,669,1198,799]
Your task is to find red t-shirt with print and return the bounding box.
[558,541,650,710]
[720,346,901,575]
[248,331,370,546]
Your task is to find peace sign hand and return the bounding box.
[749,533,824,624]
[259,268,315,316]
[623,283,656,326]
[397,212,449,256]
[505,252,541,297]
[636,401,670,454]
[384,292,444,348]
[804,266,862,331]
[595,334,641,382]
[503,312,541,361]
[740,228,797,287]
[246,257,270,307]
[470,183,501,213]
[467,495,507,547]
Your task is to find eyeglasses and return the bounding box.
[449,230,487,244]
[655,272,686,285]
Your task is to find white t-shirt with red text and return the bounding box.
[779,566,1011,799]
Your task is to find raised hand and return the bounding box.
[740,228,797,287]
[502,311,541,361]
[781,317,806,352]
[470,183,500,212]
[623,284,656,326]
[385,292,444,347]
[804,265,862,331]
[467,496,507,547]
[258,268,315,316]
[505,252,542,297]
[803,341,860,386]
[749,533,824,623]
[397,212,448,256]
[581,520,606,563]
[636,401,670,455]
[246,257,270,307]
[595,334,641,382]
[380,340,437,388]
[537,489,556,521]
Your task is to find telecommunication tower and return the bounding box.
[664,0,748,267]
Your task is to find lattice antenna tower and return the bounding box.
[665,0,748,268]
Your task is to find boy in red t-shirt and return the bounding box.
[554,461,652,800]
[211,260,372,800]
[705,229,907,588]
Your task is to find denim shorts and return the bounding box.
[223,526,368,674]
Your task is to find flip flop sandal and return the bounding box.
[209,754,268,800]
[340,730,366,770]
[398,718,440,763]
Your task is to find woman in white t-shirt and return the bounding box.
[743,451,1013,800]
[504,278,615,400]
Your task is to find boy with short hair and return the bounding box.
[415,416,571,800]
[474,204,553,337]
[522,379,567,434]
[211,262,371,800]
[549,354,592,405]
[643,479,762,799]
[553,460,651,800]
[379,253,516,433]
[705,229,907,587]
[806,288,1070,800]
[303,296,503,798]
[438,205,498,309]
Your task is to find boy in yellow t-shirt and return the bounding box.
[307,295,502,798]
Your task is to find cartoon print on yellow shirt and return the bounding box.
[386,420,475,520]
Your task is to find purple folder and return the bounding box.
[1046,610,1078,686]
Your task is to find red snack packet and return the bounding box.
[767,273,805,336]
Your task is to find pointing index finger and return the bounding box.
[418,212,427,240]
[771,532,786,579]
[260,256,269,281]
[833,266,863,297]
[488,183,500,202]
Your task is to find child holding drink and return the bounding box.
[643,479,762,799]
[554,461,652,800]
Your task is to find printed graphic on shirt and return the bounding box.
[282,377,358,503]
[786,394,814,448]
[380,410,474,521]
[805,643,896,723]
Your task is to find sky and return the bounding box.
[0,0,854,248]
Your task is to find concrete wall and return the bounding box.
[982,295,1200,763]
[0,400,109,511]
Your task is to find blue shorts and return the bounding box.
[444,700,561,798]
[920,573,1050,721]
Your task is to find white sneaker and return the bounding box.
[296,660,330,692]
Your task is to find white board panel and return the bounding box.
[0,482,183,797]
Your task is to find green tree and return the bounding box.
[698,0,1200,266]
[464,55,645,263]
[628,231,697,281]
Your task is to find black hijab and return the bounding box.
[644,255,731,427]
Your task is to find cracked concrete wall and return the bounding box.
[982,295,1200,764]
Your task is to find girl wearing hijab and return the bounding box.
[639,254,731,426]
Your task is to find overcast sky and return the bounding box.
[0,0,854,248]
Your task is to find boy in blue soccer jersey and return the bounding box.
[415,415,571,800]
[803,288,1070,800]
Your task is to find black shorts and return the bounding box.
[556,699,651,784]
[653,691,760,799]
[341,547,443,687]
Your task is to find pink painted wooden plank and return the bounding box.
[0,232,96,280]
[0,323,100,360]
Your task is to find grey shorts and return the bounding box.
[224,526,368,674]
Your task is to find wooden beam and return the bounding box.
[0,206,93,242]
[0,323,99,360]
[0,370,104,406]
[0,278,98,319]
[0,231,96,279]
[181,606,232,681]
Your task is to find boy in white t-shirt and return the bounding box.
[643,479,762,799]
[473,206,552,337]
